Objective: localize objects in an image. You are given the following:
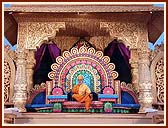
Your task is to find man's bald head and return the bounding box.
[77,75,84,85]
[77,75,84,80]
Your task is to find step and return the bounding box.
[14,113,154,124]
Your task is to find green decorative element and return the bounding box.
[100,109,103,113]
[104,102,112,112]
[53,103,62,111]
[104,102,112,108]
[123,109,126,113]
[117,109,120,113]
[126,110,129,113]
[72,109,75,112]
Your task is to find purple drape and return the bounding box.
[104,43,117,58]
[34,44,47,72]
[104,42,130,69]
[118,43,130,69]
[34,43,61,73]
[48,44,61,62]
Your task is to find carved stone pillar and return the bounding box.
[138,50,153,113]
[114,80,121,104]
[26,50,36,94]
[13,50,27,112]
[129,49,139,93]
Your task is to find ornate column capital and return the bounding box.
[26,50,36,68]
[130,60,138,68]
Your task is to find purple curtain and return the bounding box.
[118,43,131,69]
[48,43,61,62]
[104,43,117,58]
[34,44,47,72]
[104,41,130,69]
[34,43,61,73]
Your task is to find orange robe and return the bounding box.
[72,84,92,111]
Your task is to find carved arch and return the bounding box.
[150,49,164,104]
[4,49,16,103]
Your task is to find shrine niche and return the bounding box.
[25,40,140,113]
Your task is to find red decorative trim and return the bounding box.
[99,99,116,102]
[121,88,139,104]
[53,110,61,112]
[49,99,66,103]
[62,101,103,109]
[63,106,103,109]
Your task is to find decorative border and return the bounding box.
[48,46,118,92]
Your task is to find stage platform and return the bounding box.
[14,112,155,124]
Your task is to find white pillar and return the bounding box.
[26,50,36,94]
[130,49,139,94]
[13,50,28,112]
[138,50,153,113]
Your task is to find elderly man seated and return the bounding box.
[72,75,93,112]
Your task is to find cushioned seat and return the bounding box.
[26,104,53,108]
[47,95,67,99]
[98,94,118,99]
[113,104,140,109]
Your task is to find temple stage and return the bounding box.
[14,113,155,124]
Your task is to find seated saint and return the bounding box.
[72,75,93,112]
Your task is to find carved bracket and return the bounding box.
[18,22,66,50]
[100,22,139,49]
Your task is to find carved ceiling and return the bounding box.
[4,5,164,45]
[12,12,150,37]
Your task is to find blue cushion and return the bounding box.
[32,92,46,104]
[98,94,118,99]
[26,104,53,108]
[113,104,140,109]
[121,91,136,104]
[47,95,67,100]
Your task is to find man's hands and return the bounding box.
[90,94,93,100]
[80,93,93,102]
[67,88,72,93]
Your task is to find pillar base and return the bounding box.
[14,101,27,112]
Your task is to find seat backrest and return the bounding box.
[48,46,119,94]
[71,70,96,92]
